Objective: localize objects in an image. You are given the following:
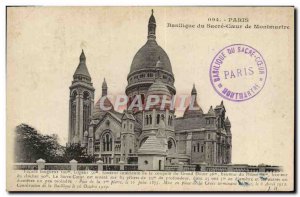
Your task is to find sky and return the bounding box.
[7,7,294,166]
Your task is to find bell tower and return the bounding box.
[69,50,95,145]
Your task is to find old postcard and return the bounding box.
[6,6,294,192]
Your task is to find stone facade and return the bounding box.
[68,11,232,168]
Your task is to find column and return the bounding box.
[213,141,217,164]
[165,109,169,126]
[142,111,145,127]
[75,94,80,143]
[69,159,78,171]
[68,97,72,143]
[152,109,156,127]
[36,159,45,170]
[97,160,103,171]
[79,93,84,144]
[119,161,125,171]
[186,132,192,155]
[178,162,184,171]
[90,97,94,118]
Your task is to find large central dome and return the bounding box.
[126,10,176,104]
[129,39,173,75]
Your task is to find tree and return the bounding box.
[63,143,95,163]
[14,124,64,163]
[15,123,94,163]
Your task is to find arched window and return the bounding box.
[147,73,153,78]
[102,132,112,151]
[109,137,112,151]
[197,143,200,152]
[168,116,173,126]
[141,94,145,105]
[149,115,152,124]
[103,137,106,151]
[168,138,176,154]
[156,114,160,124]
[145,115,149,125]
[168,140,172,149]
[106,134,110,151]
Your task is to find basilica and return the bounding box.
[68,10,232,170]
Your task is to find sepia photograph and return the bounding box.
[6,6,294,192]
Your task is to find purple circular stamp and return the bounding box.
[209,44,267,102]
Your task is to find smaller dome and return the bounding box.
[147,80,171,97]
[184,85,203,118]
[206,106,216,117]
[183,104,203,118]
[146,79,172,110]
[225,116,231,126]
[92,97,114,119]
[138,131,167,155]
